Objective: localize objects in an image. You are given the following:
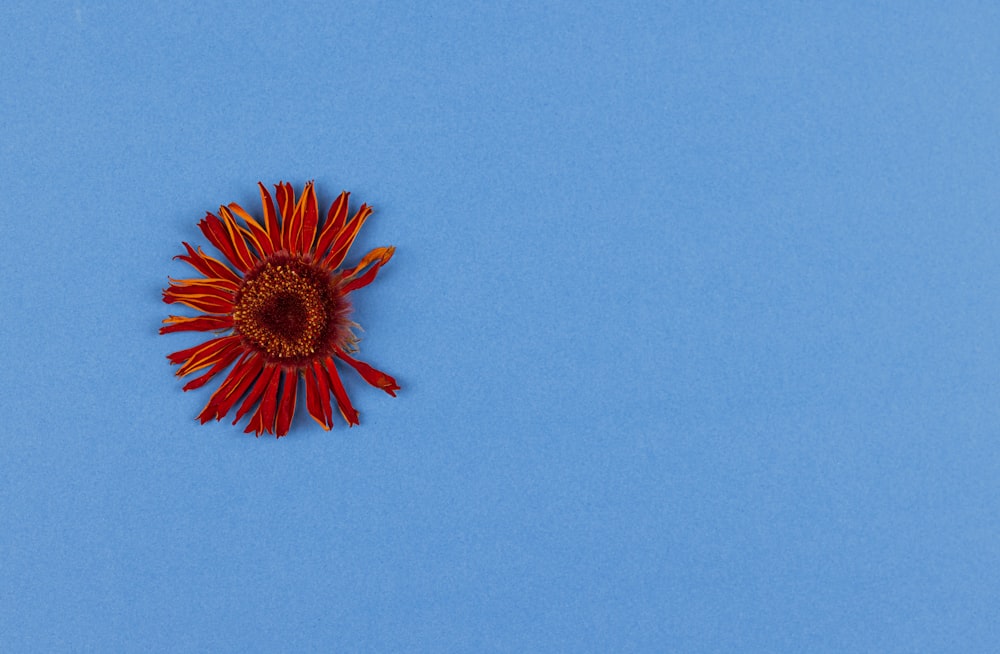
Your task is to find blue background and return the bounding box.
[2,1,999,651]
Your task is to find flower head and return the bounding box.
[162,182,398,437]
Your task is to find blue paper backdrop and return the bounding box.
[2,1,999,651]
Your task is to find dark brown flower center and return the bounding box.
[233,256,349,363]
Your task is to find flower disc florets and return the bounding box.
[233,254,352,365]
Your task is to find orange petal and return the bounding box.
[217,206,258,270]
[199,213,252,273]
[299,181,319,254]
[258,182,281,242]
[315,191,350,259]
[161,288,235,314]
[182,344,243,391]
[275,182,295,251]
[174,242,240,285]
[339,246,395,294]
[225,203,274,259]
[170,334,242,377]
[323,204,372,269]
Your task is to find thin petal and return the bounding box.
[160,314,233,334]
[304,365,333,430]
[243,365,283,436]
[182,343,243,391]
[336,350,400,396]
[218,207,258,270]
[323,204,373,269]
[323,357,359,426]
[299,181,319,254]
[169,334,242,377]
[311,359,335,428]
[275,182,295,251]
[226,203,274,258]
[275,369,298,437]
[315,191,350,259]
[199,353,263,423]
[234,363,279,425]
[282,181,311,255]
[339,246,395,294]
[199,213,252,273]
[162,289,235,314]
[166,276,240,293]
[163,279,236,313]
[174,242,240,285]
[258,182,281,243]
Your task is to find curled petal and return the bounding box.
[340,246,395,294]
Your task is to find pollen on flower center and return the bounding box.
[233,256,346,362]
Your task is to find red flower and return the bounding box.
[162,182,398,437]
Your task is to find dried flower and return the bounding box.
[162,182,398,437]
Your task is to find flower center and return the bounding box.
[233,256,348,363]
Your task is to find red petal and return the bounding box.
[226,202,274,258]
[258,182,281,243]
[243,364,283,436]
[199,213,251,273]
[166,276,240,294]
[182,343,243,391]
[199,353,263,423]
[160,314,233,334]
[339,246,395,294]
[275,182,295,252]
[311,359,335,428]
[174,242,240,285]
[234,363,279,425]
[303,365,333,430]
[299,182,319,254]
[323,357,359,426]
[323,204,373,269]
[161,290,235,314]
[281,181,311,255]
[336,350,399,396]
[315,191,350,260]
[168,334,242,376]
[275,369,298,437]
[217,207,258,271]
